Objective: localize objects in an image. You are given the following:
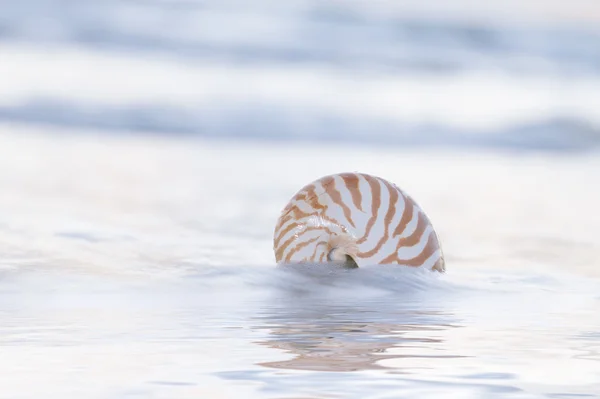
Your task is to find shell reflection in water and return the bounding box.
[273,172,445,272]
[255,306,458,373]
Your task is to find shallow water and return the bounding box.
[2,262,600,398]
[1,133,599,398]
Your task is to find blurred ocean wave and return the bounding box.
[2,0,600,152]
[1,99,599,152]
[1,0,599,75]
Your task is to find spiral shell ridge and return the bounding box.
[273,172,445,272]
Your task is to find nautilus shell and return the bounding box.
[273,172,445,272]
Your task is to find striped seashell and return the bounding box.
[273,172,445,272]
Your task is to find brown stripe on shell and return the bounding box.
[274,205,310,234]
[310,240,329,261]
[273,207,315,248]
[294,192,308,202]
[377,211,428,263]
[379,230,437,266]
[276,225,337,262]
[392,194,414,237]
[291,183,317,203]
[356,175,381,244]
[301,181,351,234]
[274,212,291,233]
[305,184,326,212]
[276,208,352,239]
[292,204,314,220]
[340,173,363,212]
[273,204,315,245]
[397,211,428,247]
[398,231,438,267]
[321,176,356,228]
[355,178,398,258]
[274,218,300,248]
[285,236,322,262]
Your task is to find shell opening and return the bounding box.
[327,248,359,269]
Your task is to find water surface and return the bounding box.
[1,133,599,398]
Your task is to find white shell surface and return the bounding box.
[273,172,445,272]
